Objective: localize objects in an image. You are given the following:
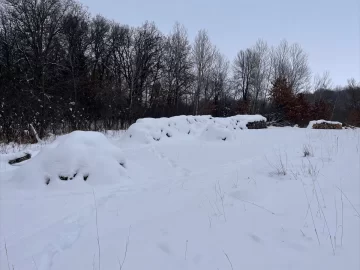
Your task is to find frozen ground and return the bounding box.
[0,123,359,270]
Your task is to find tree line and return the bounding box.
[1,0,359,143]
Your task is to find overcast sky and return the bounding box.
[81,0,359,87]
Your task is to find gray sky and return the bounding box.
[81,0,360,87]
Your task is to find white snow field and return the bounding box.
[0,117,359,270]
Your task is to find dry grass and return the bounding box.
[303,144,314,157]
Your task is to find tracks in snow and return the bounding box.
[2,143,264,270]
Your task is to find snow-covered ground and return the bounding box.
[0,122,359,270]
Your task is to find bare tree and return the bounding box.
[312,71,334,114]
[313,71,332,91]
[3,0,77,137]
[233,48,257,103]
[162,22,193,115]
[250,39,271,113]
[211,51,230,116]
[347,78,360,89]
[128,21,163,120]
[271,40,311,93]
[192,29,215,114]
[61,7,90,129]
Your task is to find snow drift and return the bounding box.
[123,115,266,143]
[200,123,234,141]
[10,131,127,189]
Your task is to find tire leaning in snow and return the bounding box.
[8,153,32,165]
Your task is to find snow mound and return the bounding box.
[307,120,342,129]
[200,123,234,141]
[10,131,127,189]
[123,115,266,143]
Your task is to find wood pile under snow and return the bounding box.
[307,120,342,129]
[122,115,267,143]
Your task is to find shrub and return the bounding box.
[303,144,313,157]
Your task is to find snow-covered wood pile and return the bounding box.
[307,120,342,129]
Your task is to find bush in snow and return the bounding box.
[267,151,288,176]
[303,144,314,157]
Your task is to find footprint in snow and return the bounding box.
[285,241,307,252]
[248,233,263,244]
[192,254,202,264]
[157,242,172,255]
[160,228,168,235]
[37,244,57,270]
[229,190,249,201]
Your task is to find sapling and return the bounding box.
[336,186,360,218]
[4,241,11,270]
[184,240,188,260]
[303,144,314,157]
[92,190,101,270]
[300,179,321,245]
[223,250,234,270]
[118,226,131,270]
